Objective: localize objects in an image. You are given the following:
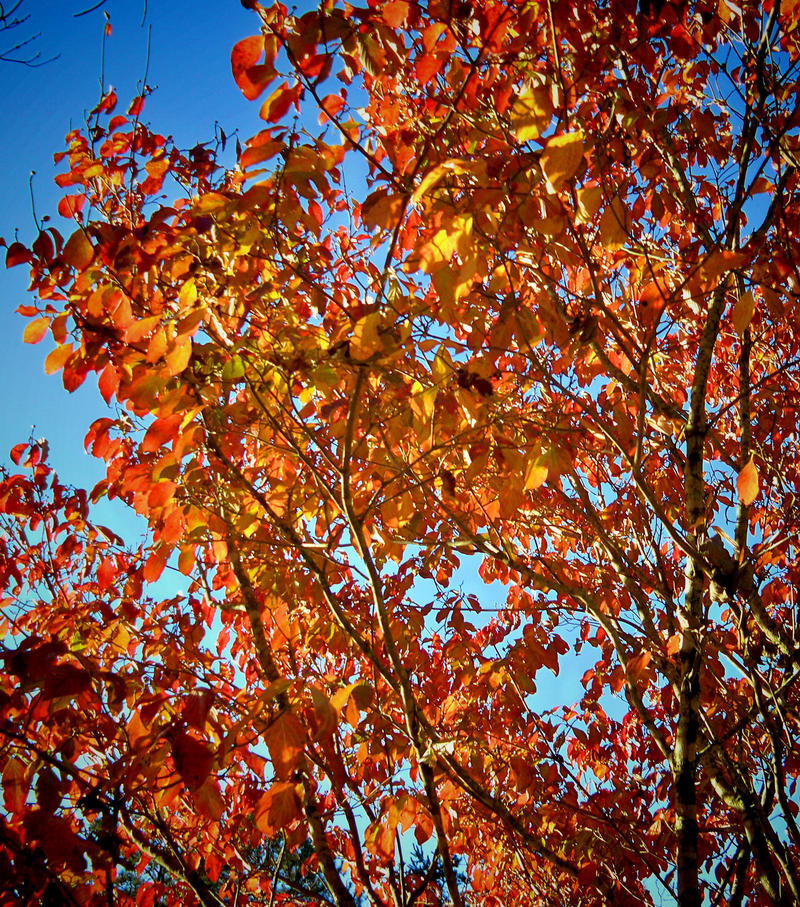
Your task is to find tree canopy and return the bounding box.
[3,1,800,904]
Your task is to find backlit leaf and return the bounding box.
[44,343,73,375]
[510,84,552,142]
[351,311,383,361]
[731,290,755,335]
[23,317,49,345]
[541,132,585,192]
[193,778,225,820]
[231,36,269,100]
[264,710,305,779]
[737,457,759,506]
[411,159,470,205]
[62,229,94,270]
[255,782,301,835]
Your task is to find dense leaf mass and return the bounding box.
[3,1,800,904]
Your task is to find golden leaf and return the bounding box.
[510,84,553,143]
[731,290,755,336]
[541,132,585,192]
[411,159,471,205]
[350,311,383,361]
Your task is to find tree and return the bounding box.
[2,0,800,903]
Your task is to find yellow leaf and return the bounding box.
[411,159,470,205]
[179,279,198,308]
[350,311,383,361]
[523,454,548,491]
[165,336,192,376]
[598,197,630,249]
[417,214,473,273]
[511,84,553,143]
[736,457,759,506]
[731,290,755,335]
[576,186,603,224]
[431,348,453,384]
[410,380,436,426]
[541,131,585,192]
[23,317,49,345]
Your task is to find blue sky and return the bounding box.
[0,1,262,504]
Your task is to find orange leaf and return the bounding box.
[255,782,302,835]
[310,687,338,740]
[365,818,396,863]
[165,337,192,376]
[57,193,85,219]
[62,229,94,270]
[626,650,652,682]
[193,777,225,820]
[98,363,119,404]
[23,317,49,345]
[351,311,383,361]
[737,457,759,506]
[143,413,183,453]
[44,343,73,375]
[264,710,306,779]
[383,0,411,27]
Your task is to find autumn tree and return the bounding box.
[3,0,800,904]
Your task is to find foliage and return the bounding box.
[3,0,800,904]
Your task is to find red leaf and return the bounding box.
[97,556,118,591]
[128,95,146,116]
[231,36,269,100]
[142,413,183,453]
[97,363,119,404]
[57,194,86,219]
[365,818,396,863]
[171,732,214,791]
[6,242,31,267]
[9,442,28,465]
[2,758,29,813]
[91,89,117,115]
[143,547,168,583]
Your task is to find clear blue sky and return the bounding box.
[0,1,262,506]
